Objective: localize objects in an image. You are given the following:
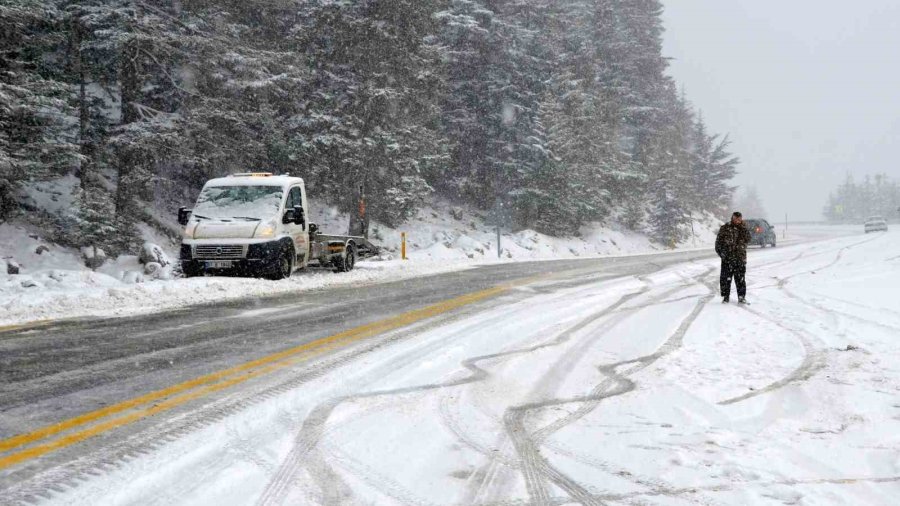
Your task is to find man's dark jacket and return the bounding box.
[715,222,751,263]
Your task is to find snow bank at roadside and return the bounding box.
[0,209,712,326]
[0,254,475,325]
[0,181,851,326]
[314,199,722,261]
[0,211,475,324]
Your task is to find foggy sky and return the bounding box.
[661,1,900,222]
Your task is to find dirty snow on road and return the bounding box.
[30,231,900,505]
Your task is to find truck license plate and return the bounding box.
[205,260,233,269]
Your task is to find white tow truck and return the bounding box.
[177,173,377,279]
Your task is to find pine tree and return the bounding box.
[75,183,117,255]
[512,92,578,234]
[823,173,900,223]
[436,0,550,213]
[0,0,78,219]
[1,0,742,245]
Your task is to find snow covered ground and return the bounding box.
[38,228,900,505]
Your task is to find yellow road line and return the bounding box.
[0,320,53,334]
[0,285,509,469]
[0,335,351,469]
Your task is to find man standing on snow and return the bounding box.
[715,211,751,304]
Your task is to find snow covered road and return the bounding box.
[2,230,899,505]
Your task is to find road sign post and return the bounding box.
[487,200,511,260]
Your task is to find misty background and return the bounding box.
[662,0,900,222]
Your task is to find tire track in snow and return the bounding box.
[770,233,882,288]
[254,292,549,506]
[6,267,633,504]
[463,280,704,504]
[693,263,826,408]
[256,285,652,506]
[718,304,826,406]
[802,292,900,320]
[427,271,703,502]
[780,286,900,333]
[504,270,715,506]
[2,293,520,505]
[455,271,713,503]
[742,234,880,291]
[719,234,890,406]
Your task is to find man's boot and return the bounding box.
[738,296,748,305]
[722,296,730,303]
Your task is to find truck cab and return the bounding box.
[178,173,363,279]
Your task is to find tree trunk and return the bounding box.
[72,17,95,189]
[115,37,139,218]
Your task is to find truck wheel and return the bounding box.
[269,245,293,280]
[333,244,356,273]
[182,263,203,278]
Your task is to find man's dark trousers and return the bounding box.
[720,257,746,298]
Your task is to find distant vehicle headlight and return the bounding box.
[255,221,277,238]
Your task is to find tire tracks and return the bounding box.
[718,234,883,406]
[780,286,900,333]
[463,279,705,504]
[504,270,714,505]
[718,304,826,406]
[256,285,652,505]
[2,293,520,505]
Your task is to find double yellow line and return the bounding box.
[0,285,509,470]
[0,320,53,334]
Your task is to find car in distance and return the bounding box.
[864,216,888,233]
[745,218,777,247]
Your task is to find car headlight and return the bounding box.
[255,221,277,238]
[183,222,198,238]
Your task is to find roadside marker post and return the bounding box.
[489,200,509,259]
[401,232,407,260]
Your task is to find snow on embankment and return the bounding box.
[0,183,749,326]
[0,215,480,325]
[313,199,722,261]
[0,204,710,326]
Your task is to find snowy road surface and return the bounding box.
[2,230,899,505]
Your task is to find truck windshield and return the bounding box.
[193,185,283,221]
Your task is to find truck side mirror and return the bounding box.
[282,209,295,224]
[294,205,305,227]
[178,207,191,226]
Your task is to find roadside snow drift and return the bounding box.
[1,200,728,325]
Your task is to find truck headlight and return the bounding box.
[183,222,198,238]
[255,221,277,238]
